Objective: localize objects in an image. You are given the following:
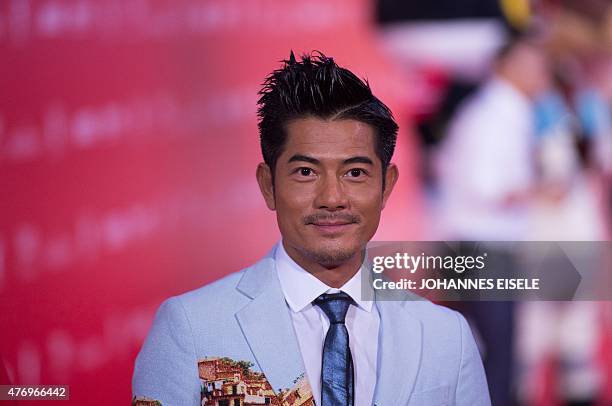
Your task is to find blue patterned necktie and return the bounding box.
[313,292,355,406]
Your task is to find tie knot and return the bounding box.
[313,292,353,324]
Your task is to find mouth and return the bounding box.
[304,213,360,236]
[310,221,356,235]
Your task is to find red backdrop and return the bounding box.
[0,0,422,403]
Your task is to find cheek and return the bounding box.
[349,188,384,213]
[347,191,384,236]
[275,187,312,212]
[273,187,313,227]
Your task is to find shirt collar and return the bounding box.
[489,76,533,117]
[275,241,373,313]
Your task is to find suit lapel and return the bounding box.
[235,252,312,397]
[372,297,423,406]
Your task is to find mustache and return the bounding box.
[303,213,360,225]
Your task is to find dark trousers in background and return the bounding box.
[444,247,517,406]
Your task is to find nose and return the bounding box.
[314,175,348,210]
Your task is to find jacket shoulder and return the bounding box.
[174,267,249,313]
[405,299,469,341]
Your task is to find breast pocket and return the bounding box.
[408,385,449,406]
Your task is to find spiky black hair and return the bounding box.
[257,51,398,180]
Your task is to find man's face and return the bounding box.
[257,117,398,268]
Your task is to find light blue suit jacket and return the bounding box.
[133,247,491,405]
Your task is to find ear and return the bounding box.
[256,162,276,211]
[382,163,398,210]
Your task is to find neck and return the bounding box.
[497,72,534,100]
[282,241,363,288]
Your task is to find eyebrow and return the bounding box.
[288,154,320,165]
[287,154,374,166]
[343,156,374,165]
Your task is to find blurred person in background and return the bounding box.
[435,35,553,242]
[434,34,554,406]
[514,2,612,404]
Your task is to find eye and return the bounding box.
[297,167,315,177]
[346,168,366,178]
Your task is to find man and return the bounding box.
[133,52,490,406]
[434,37,552,406]
[435,37,552,241]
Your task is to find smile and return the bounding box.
[311,222,356,235]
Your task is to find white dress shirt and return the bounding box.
[275,241,379,406]
[435,77,536,240]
